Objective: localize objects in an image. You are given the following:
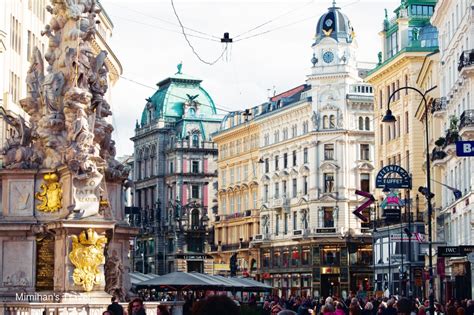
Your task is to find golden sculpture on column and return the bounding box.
[69,228,107,292]
[35,173,63,212]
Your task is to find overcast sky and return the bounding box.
[100,0,399,157]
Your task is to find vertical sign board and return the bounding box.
[456,141,474,157]
[375,165,412,189]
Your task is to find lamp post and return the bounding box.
[382,85,436,309]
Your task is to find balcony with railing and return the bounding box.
[270,197,289,211]
[431,97,447,116]
[459,109,474,138]
[458,49,474,72]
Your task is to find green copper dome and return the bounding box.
[141,67,217,126]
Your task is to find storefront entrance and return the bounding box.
[321,274,340,297]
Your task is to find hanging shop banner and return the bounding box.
[375,165,412,189]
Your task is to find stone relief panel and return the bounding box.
[2,240,34,286]
[8,180,34,216]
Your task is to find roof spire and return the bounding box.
[332,0,336,7]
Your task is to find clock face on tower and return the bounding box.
[323,51,334,63]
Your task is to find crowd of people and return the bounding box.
[102,294,474,315]
[259,295,474,315]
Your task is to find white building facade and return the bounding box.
[253,3,375,299]
[431,0,474,300]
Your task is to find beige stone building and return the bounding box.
[365,0,438,297]
[210,110,261,276]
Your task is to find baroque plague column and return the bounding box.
[0,0,134,307]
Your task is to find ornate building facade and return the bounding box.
[131,66,221,275]
[210,3,375,298]
[365,0,438,298]
[431,0,474,301]
[210,110,261,276]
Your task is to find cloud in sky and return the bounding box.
[101,0,399,156]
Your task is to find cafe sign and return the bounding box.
[376,165,412,189]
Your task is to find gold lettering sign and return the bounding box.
[36,235,55,291]
[36,173,62,212]
[69,229,107,292]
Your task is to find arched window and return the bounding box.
[323,116,329,129]
[365,117,370,130]
[329,115,335,128]
[189,107,196,117]
[191,209,200,229]
[358,117,364,130]
[192,134,199,147]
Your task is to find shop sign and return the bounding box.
[438,245,474,257]
[321,267,340,274]
[375,165,412,189]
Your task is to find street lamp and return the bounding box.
[382,85,436,310]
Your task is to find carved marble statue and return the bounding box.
[104,250,125,300]
[3,0,130,219]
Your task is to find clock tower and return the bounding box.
[308,1,366,129]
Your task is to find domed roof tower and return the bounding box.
[313,1,355,46]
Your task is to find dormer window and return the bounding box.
[192,134,199,147]
[189,107,196,117]
[329,115,336,128]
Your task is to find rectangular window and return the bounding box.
[324,144,334,160]
[265,159,269,173]
[396,79,400,99]
[275,155,279,171]
[360,173,370,192]
[379,89,383,109]
[191,185,200,199]
[380,124,384,144]
[221,196,226,214]
[236,194,241,211]
[293,150,297,166]
[293,212,298,230]
[264,185,269,203]
[292,178,297,198]
[221,169,226,186]
[230,167,234,183]
[236,166,241,182]
[192,161,199,173]
[406,150,410,172]
[243,165,248,181]
[323,207,334,227]
[303,148,308,164]
[274,182,279,198]
[324,173,335,193]
[360,144,370,160]
[282,180,287,197]
[170,161,174,173]
[405,111,409,133]
[303,176,308,195]
[283,153,288,169]
[284,214,288,234]
[275,215,279,235]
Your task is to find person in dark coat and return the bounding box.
[107,296,124,315]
